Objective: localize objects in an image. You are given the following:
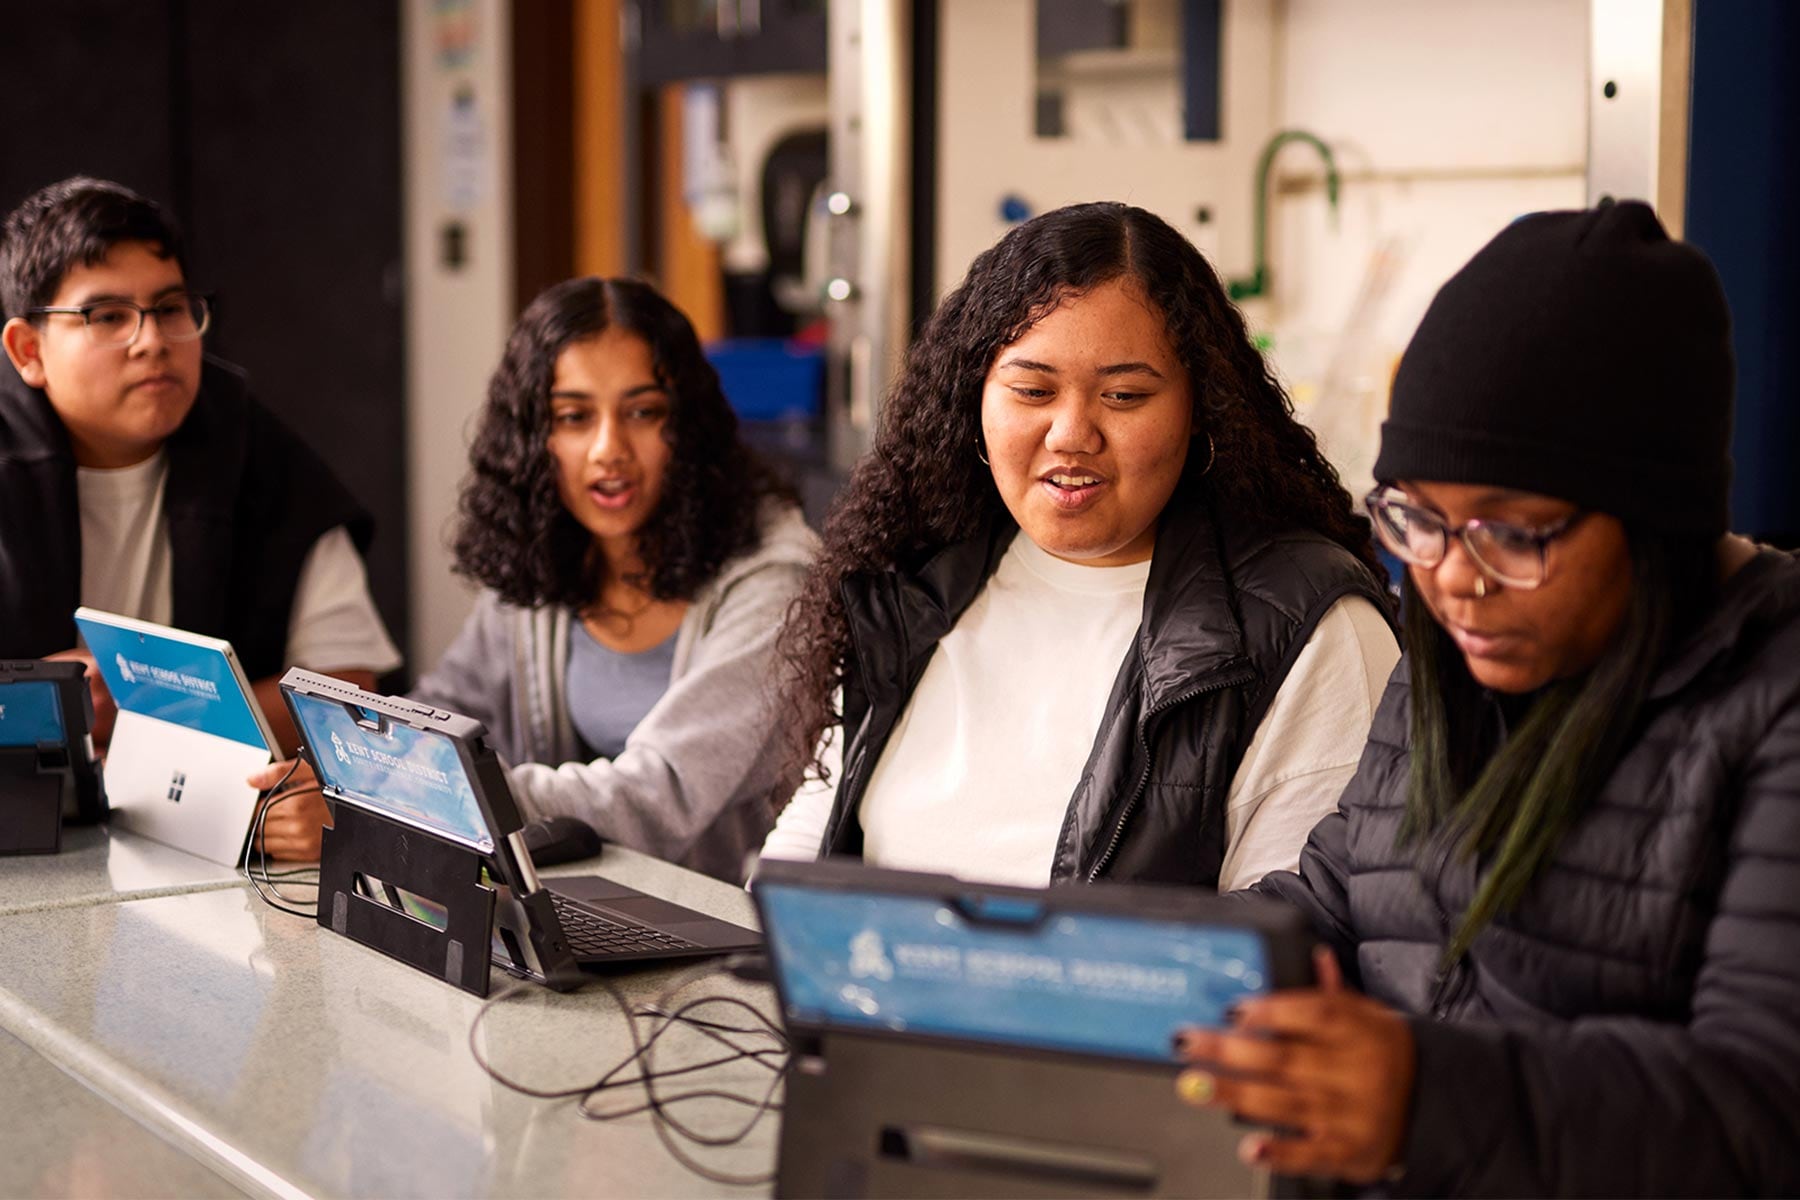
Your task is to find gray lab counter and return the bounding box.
[0,824,244,916]
[0,1026,247,1199]
[0,842,779,1198]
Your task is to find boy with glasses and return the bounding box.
[0,176,400,845]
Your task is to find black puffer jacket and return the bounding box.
[1256,547,1800,1196]
[819,482,1395,885]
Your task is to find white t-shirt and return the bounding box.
[75,451,402,675]
[861,535,1150,886]
[760,537,1398,891]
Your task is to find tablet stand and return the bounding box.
[0,749,67,855]
[317,801,497,996]
[777,1031,1300,1199]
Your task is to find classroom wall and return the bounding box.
[935,0,1278,302]
[1263,0,1588,496]
[402,0,516,672]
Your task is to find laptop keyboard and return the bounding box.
[552,895,701,957]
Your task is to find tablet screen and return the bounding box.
[74,616,269,751]
[758,883,1271,1063]
[287,690,494,853]
[0,681,65,747]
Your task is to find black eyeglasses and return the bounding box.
[27,293,212,348]
[1364,486,1586,590]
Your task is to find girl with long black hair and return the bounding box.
[761,202,1397,889]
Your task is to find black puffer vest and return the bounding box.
[0,356,372,678]
[1256,548,1800,1196]
[819,483,1395,885]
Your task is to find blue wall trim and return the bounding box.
[1685,0,1800,542]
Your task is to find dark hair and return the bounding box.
[1402,527,1717,964]
[452,276,791,609]
[1,177,187,318]
[779,201,1382,777]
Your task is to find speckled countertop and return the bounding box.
[0,843,778,1198]
[0,824,245,916]
[0,1027,246,1198]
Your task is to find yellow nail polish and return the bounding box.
[1176,1070,1216,1105]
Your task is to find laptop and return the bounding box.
[279,669,760,987]
[752,859,1315,1198]
[1,659,108,853]
[73,609,276,866]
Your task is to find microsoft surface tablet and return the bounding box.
[73,609,276,865]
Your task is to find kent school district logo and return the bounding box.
[849,929,895,981]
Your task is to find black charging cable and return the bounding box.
[241,753,322,919]
[468,955,790,1186]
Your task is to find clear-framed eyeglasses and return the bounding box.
[1363,485,1586,591]
[27,293,212,348]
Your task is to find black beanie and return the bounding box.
[1375,200,1735,536]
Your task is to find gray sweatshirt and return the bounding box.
[411,504,818,882]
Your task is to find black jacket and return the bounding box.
[1256,547,1800,1196]
[820,483,1395,884]
[0,356,372,678]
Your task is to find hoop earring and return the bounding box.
[975,436,990,467]
[1197,431,1216,477]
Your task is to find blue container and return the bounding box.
[706,338,826,422]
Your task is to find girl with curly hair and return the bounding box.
[760,202,1397,889]
[255,277,816,879]
[421,276,817,881]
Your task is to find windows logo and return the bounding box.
[167,770,187,803]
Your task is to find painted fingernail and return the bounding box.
[1176,1070,1216,1105]
[1239,1135,1269,1165]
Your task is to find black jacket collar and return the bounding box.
[1651,546,1800,700]
[0,359,75,463]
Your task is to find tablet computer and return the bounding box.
[753,858,1314,1065]
[73,608,277,866]
[755,860,1316,1198]
[281,668,759,989]
[1,659,108,852]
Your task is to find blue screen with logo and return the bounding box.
[75,616,269,751]
[0,681,65,748]
[287,691,493,853]
[758,884,1271,1063]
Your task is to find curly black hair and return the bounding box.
[453,276,791,609]
[779,201,1383,775]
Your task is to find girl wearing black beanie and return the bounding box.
[1171,201,1800,1195]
